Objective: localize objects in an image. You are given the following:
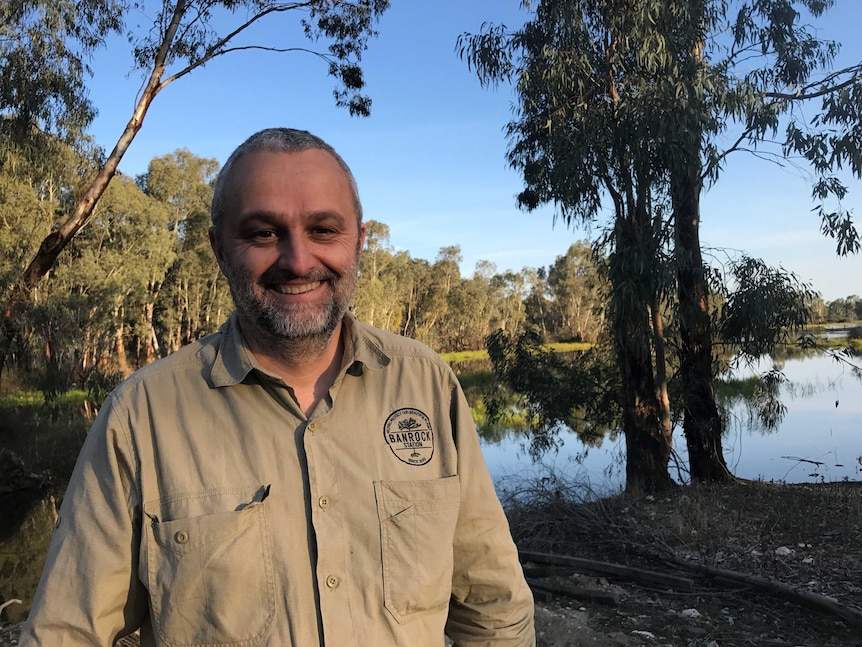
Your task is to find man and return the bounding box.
[21,128,535,646]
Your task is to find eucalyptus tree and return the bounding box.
[522,266,552,339]
[0,0,122,150]
[0,140,97,388]
[824,295,862,322]
[12,0,390,297]
[440,275,495,352]
[353,220,411,332]
[460,0,679,490]
[663,0,862,481]
[546,241,605,343]
[138,150,225,355]
[0,171,54,386]
[36,173,174,388]
[460,0,862,489]
[411,246,463,348]
[488,268,528,335]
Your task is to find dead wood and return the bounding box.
[663,554,862,630]
[525,578,621,606]
[519,549,694,591]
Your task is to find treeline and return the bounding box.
[809,295,862,324]
[0,144,609,394]
[353,226,605,351]
[1,143,859,397]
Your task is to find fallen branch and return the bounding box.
[525,577,620,606]
[0,599,21,615]
[519,550,694,591]
[664,555,862,630]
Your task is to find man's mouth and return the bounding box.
[271,281,323,295]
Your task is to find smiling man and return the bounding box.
[21,128,535,646]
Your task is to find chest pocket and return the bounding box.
[374,476,461,623]
[143,488,275,647]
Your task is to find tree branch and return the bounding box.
[765,65,862,101]
[155,3,316,90]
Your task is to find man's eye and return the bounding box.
[251,230,276,240]
[312,227,337,236]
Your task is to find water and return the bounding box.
[480,352,862,493]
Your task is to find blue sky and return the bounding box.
[85,0,862,302]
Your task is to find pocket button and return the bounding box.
[174,530,189,544]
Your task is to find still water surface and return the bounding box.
[480,352,862,494]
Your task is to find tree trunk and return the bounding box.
[673,171,734,482]
[648,297,672,444]
[15,0,188,298]
[114,308,131,378]
[610,217,674,492]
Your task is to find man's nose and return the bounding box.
[276,235,315,275]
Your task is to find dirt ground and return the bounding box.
[2,480,860,646]
[511,479,862,647]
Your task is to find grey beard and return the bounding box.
[224,265,348,350]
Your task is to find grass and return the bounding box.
[440,341,591,364]
[0,390,87,408]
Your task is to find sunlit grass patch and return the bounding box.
[0,390,87,407]
[441,341,591,365]
[544,341,592,353]
[440,349,488,363]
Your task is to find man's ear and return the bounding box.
[209,226,228,276]
[358,221,367,254]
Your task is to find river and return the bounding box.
[480,351,862,494]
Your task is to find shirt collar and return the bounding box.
[209,311,390,388]
[342,311,390,374]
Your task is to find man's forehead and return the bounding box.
[226,150,351,197]
[221,149,360,226]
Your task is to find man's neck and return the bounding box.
[239,318,346,417]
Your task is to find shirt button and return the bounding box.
[318,495,330,510]
[174,530,189,544]
[308,422,316,433]
[325,575,339,589]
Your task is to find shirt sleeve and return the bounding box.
[444,377,536,647]
[19,394,147,646]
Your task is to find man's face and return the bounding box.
[210,149,366,345]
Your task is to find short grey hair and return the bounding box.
[210,128,363,233]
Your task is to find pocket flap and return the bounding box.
[149,503,263,555]
[373,476,460,520]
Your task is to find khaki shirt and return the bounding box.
[21,314,535,646]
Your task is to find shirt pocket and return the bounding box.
[374,476,461,624]
[144,491,275,647]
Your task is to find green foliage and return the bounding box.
[0,0,123,146]
[127,1,389,117]
[717,369,788,431]
[460,0,862,488]
[718,256,815,358]
[484,328,620,457]
[9,0,393,297]
[0,175,54,294]
[545,241,607,343]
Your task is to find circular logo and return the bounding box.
[383,408,434,466]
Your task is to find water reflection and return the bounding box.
[467,351,862,489]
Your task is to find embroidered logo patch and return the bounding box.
[383,408,434,466]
